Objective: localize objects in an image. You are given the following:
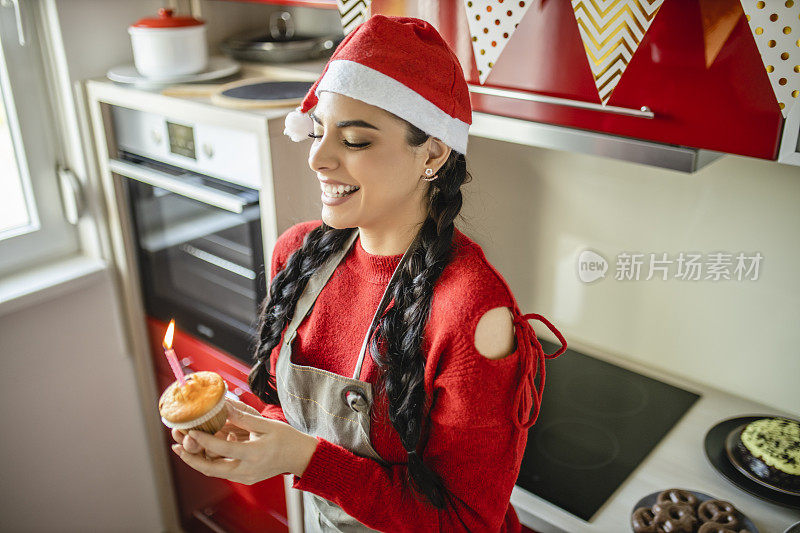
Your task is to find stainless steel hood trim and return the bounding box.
[469,111,725,173]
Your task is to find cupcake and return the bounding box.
[159,371,228,434]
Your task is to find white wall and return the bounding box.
[462,136,800,415]
[0,270,162,532]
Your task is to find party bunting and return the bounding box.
[338,0,372,35]
[739,0,800,118]
[571,0,665,105]
[699,0,744,68]
[464,0,535,84]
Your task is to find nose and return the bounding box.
[308,134,339,173]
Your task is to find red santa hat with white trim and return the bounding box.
[283,15,472,155]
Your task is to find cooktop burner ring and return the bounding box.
[533,417,621,470]
[563,371,648,418]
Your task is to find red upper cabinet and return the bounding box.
[372,0,784,162]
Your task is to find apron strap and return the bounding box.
[510,309,567,430]
[352,229,420,380]
[284,228,360,343]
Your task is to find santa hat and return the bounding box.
[283,15,472,155]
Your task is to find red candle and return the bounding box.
[162,319,186,387]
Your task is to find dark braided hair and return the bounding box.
[249,117,472,510]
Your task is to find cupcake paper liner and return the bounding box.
[161,380,229,434]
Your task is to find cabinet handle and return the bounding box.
[0,0,26,46]
[108,158,249,213]
[467,84,655,119]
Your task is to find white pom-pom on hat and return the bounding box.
[283,106,314,142]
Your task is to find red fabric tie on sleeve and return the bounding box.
[511,309,567,430]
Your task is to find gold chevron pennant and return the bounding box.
[571,0,665,105]
[338,0,372,35]
[739,0,800,119]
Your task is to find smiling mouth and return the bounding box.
[320,183,360,198]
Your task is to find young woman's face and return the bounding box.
[308,91,432,234]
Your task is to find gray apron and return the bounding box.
[275,228,416,532]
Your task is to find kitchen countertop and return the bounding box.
[510,335,800,533]
[86,61,800,533]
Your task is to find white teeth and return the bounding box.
[321,183,360,198]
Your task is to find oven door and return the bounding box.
[112,155,266,364]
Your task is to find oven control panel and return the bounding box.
[111,106,262,190]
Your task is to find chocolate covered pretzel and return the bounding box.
[656,488,700,512]
[697,523,752,533]
[652,502,698,533]
[698,499,740,530]
[631,506,658,533]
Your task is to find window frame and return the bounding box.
[0,0,80,278]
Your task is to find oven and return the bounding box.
[111,106,266,365]
[106,105,295,532]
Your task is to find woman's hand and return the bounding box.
[170,398,319,485]
[171,398,260,457]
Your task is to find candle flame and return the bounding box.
[163,319,175,350]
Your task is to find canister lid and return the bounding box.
[132,8,204,28]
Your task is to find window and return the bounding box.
[0,1,78,278]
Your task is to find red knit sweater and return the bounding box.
[260,220,539,532]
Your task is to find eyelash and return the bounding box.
[307,132,370,149]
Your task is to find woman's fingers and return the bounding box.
[172,428,186,444]
[172,444,241,478]
[225,403,272,433]
[170,428,203,454]
[225,397,262,417]
[182,433,204,454]
[188,429,249,460]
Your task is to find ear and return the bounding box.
[423,137,451,176]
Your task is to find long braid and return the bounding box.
[248,224,353,404]
[368,123,471,509]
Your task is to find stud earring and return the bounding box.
[421,168,438,181]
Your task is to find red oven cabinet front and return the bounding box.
[372,0,783,161]
[148,317,289,533]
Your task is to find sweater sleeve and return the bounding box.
[259,220,323,424]
[290,302,531,532]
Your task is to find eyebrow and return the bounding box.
[309,111,379,130]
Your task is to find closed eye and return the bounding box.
[307,132,370,149]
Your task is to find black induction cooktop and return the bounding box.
[515,338,700,521]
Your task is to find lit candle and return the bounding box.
[162,319,186,387]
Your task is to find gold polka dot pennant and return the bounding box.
[572,0,665,105]
[740,0,800,117]
[464,0,535,84]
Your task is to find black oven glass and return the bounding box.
[121,153,266,364]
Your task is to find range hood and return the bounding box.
[467,84,726,174]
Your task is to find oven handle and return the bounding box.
[109,158,249,214]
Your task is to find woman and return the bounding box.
[171,15,566,532]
